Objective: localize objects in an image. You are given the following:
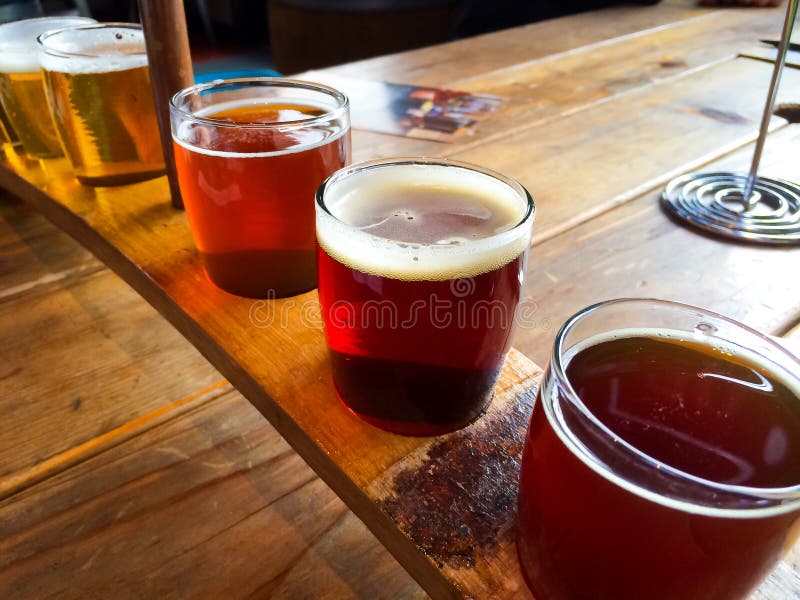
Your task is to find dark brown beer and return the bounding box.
[518,331,800,599]
[316,161,534,435]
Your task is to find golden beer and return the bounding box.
[39,23,164,185]
[0,102,19,148]
[0,17,94,158]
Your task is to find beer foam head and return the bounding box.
[0,17,95,73]
[173,99,343,158]
[172,80,350,159]
[38,24,147,74]
[316,160,535,281]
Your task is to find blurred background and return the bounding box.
[0,0,622,77]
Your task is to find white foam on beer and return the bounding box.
[38,27,147,74]
[548,327,800,518]
[316,163,534,281]
[0,17,95,73]
[173,99,348,158]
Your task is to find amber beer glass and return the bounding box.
[518,299,800,599]
[171,79,350,298]
[38,23,165,186]
[316,158,535,436]
[0,16,95,158]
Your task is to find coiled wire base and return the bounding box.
[661,171,800,245]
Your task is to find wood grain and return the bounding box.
[513,125,800,368]
[0,390,426,600]
[3,146,544,596]
[0,150,548,597]
[0,197,223,486]
[2,4,800,598]
[323,3,709,85]
[340,7,787,162]
[0,204,425,598]
[0,194,100,298]
[451,58,800,243]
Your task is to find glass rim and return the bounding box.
[169,77,350,131]
[548,298,800,515]
[316,156,536,244]
[37,22,144,59]
[0,15,95,50]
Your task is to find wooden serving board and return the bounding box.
[0,154,543,597]
[0,196,227,497]
[0,199,425,598]
[2,2,799,595]
[2,154,799,598]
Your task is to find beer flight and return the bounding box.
[2,16,800,600]
[0,17,164,185]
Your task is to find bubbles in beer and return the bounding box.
[38,24,165,183]
[174,100,347,159]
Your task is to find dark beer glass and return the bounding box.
[316,158,535,436]
[170,78,350,298]
[518,299,800,599]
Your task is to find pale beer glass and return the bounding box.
[38,23,165,185]
[0,16,94,158]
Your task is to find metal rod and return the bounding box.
[742,0,799,210]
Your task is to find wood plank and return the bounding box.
[450,58,800,243]
[323,3,710,85]
[343,7,786,162]
[512,125,800,368]
[0,200,424,598]
[0,146,552,597]
[0,144,550,597]
[0,390,426,600]
[2,356,796,599]
[0,193,100,296]
[5,148,799,600]
[447,10,785,141]
[0,199,224,485]
[2,11,799,598]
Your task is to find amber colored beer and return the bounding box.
[39,24,164,186]
[0,102,19,148]
[518,301,800,599]
[171,80,350,298]
[316,159,535,435]
[0,17,94,158]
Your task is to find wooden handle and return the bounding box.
[137,0,194,209]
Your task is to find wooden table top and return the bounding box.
[2,2,800,598]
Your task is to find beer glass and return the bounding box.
[38,23,164,186]
[0,16,94,158]
[518,299,800,599]
[170,78,350,299]
[316,158,535,436]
